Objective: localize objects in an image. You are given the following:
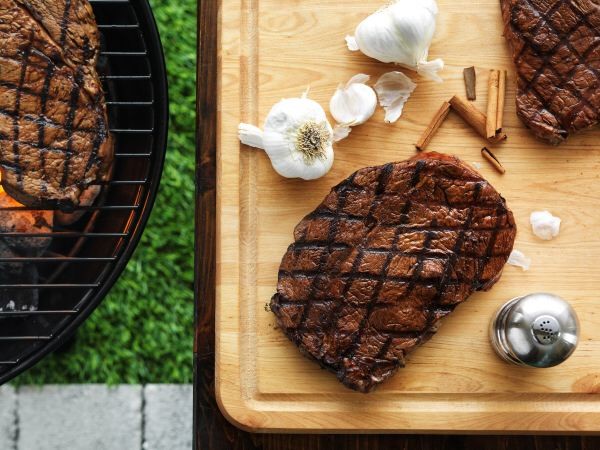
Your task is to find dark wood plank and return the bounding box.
[194,1,600,448]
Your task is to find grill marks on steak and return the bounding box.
[270,153,517,392]
[0,0,113,206]
[15,0,102,67]
[501,0,600,144]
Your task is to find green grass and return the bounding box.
[15,0,196,384]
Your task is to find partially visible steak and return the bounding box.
[270,153,517,392]
[501,0,600,144]
[0,0,113,206]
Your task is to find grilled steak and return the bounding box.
[0,0,113,206]
[501,0,600,144]
[270,153,517,392]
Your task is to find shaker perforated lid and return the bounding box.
[490,293,579,368]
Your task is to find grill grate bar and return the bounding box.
[0,232,128,238]
[107,180,147,185]
[0,284,99,288]
[97,24,140,29]
[0,311,77,316]
[86,180,147,185]
[0,337,52,341]
[100,51,147,56]
[115,153,152,158]
[100,75,151,80]
[106,101,154,106]
[0,205,139,211]
[0,257,115,262]
[109,128,154,134]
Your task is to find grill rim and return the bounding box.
[0,0,169,383]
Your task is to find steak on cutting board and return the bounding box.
[0,0,113,206]
[270,152,517,393]
[501,0,600,144]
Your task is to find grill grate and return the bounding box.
[0,0,168,380]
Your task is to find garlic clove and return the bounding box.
[530,210,561,241]
[507,249,531,271]
[345,35,359,52]
[329,74,377,132]
[353,7,399,64]
[389,0,438,61]
[333,125,352,142]
[238,123,264,149]
[374,71,417,123]
[348,0,444,82]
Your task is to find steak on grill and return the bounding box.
[0,0,113,206]
[270,152,517,392]
[501,0,600,144]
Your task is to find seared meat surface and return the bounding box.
[0,0,113,206]
[501,0,600,144]
[270,153,517,392]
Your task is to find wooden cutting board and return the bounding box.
[216,0,600,433]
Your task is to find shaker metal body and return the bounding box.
[490,293,579,368]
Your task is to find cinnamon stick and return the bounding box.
[496,69,507,133]
[416,101,451,151]
[486,70,500,139]
[463,66,477,101]
[449,95,507,142]
[481,147,506,174]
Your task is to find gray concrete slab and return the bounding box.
[18,384,142,450]
[143,384,192,450]
[0,385,16,449]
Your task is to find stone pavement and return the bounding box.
[0,384,192,450]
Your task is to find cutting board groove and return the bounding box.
[217,0,600,433]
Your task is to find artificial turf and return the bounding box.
[14,0,196,384]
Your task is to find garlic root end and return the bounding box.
[238,123,265,149]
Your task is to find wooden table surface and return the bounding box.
[194,0,600,447]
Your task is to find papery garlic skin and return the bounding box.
[507,249,531,271]
[374,71,417,123]
[330,74,377,127]
[333,125,352,142]
[238,97,334,180]
[347,0,444,82]
[530,211,561,241]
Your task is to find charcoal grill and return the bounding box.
[0,0,168,383]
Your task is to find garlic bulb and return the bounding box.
[238,94,334,180]
[346,0,444,82]
[530,211,561,241]
[330,74,377,140]
[374,71,417,123]
[507,249,531,271]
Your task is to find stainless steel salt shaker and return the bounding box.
[489,293,579,368]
